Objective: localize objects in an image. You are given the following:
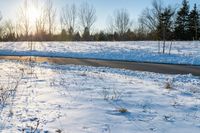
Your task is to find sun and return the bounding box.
[27,5,40,24]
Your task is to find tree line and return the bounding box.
[0,0,199,41]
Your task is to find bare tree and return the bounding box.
[79,2,96,33]
[61,3,77,33]
[139,0,175,53]
[45,0,56,35]
[3,20,15,35]
[0,11,3,40]
[109,9,132,35]
[35,6,47,35]
[136,17,148,39]
[1,19,16,40]
[18,0,30,37]
[139,0,163,32]
[0,11,2,22]
[158,6,175,53]
[106,16,114,34]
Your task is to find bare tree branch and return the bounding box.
[79,2,96,32]
[61,3,77,33]
[139,0,163,32]
[35,5,47,35]
[18,0,30,37]
[45,0,56,35]
[0,11,2,38]
[3,20,15,35]
[0,11,2,22]
[109,9,132,35]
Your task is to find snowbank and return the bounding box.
[0,41,200,65]
[0,60,200,132]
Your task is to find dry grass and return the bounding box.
[118,108,128,113]
[165,79,174,90]
[55,129,62,133]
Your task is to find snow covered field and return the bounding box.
[0,60,200,132]
[0,41,200,65]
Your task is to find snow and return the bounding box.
[0,60,200,132]
[0,41,200,65]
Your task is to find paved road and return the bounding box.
[0,56,200,76]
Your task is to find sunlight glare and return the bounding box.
[28,5,40,24]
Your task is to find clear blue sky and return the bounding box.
[0,0,199,31]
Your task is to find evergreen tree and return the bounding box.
[188,4,200,40]
[68,26,74,41]
[157,7,175,40]
[175,0,190,40]
[107,34,114,41]
[98,31,108,41]
[60,29,67,41]
[82,27,91,41]
[74,32,81,41]
[123,29,136,41]
[113,32,120,41]
[93,33,99,41]
[154,6,175,53]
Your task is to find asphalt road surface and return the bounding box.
[0,56,200,76]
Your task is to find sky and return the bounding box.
[0,0,199,32]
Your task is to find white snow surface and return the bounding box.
[0,60,200,133]
[0,41,200,65]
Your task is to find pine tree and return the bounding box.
[74,32,81,41]
[60,29,67,41]
[82,27,91,41]
[156,7,175,53]
[157,7,175,41]
[175,0,190,40]
[113,32,120,41]
[68,26,74,41]
[188,4,200,40]
[124,29,136,41]
[98,31,108,41]
[0,11,2,22]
